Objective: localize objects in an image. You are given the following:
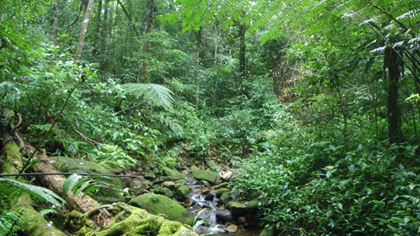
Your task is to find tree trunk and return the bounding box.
[238,21,246,80]
[385,46,403,143]
[194,28,203,109]
[93,0,102,56]
[75,0,95,62]
[1,132,66,236]
[137,0,156,82]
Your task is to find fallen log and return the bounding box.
[1,132,67,236]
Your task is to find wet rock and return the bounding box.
[220,192,233,205]
[215,188,230,197]
[238,216,248,225]
[162,187,174,198]
[214,182,229,189]
[129,193,193,224]
[227,201,258,217]
[220,170,233,181]
[175,185,191,201]
[162,181,176,189]
[206,160,218,172]
[192,169,218,184]
[144,173,156,180]
[216,210,233,223]
[226,224,238,233]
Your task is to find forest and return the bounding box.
[0,0,419,235]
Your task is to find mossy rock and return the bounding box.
[220,192,233,205]
[51,156,124,202]
[162,166,186,180]
[215,188,230,197]
[192,169,218,184]
[162,187,174,198]
[175,185,191,201]
[206,160,218,172]
[259,227,276,236]
[129,193,193,225]
[227,201,258,216]
[77,203,197,236]
[144,173,157,180]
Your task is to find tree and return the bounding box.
[74,0,95,62]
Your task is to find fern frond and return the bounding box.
[63,174,98,197]
[0,211,22,236]
[120,83,174,109]
[0,178,65,207]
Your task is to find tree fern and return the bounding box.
[120,83,174,109]
[0,178,65,207]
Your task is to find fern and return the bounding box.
[0,178,65,207]
[0,211,21,236]
[120,83,174,109]
[63,174,98,197]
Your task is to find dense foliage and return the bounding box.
[1,0,419,235]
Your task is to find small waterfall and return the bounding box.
[190,191,226,235]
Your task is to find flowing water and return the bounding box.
[187,179,260,236]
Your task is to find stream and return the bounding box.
[186,179,261,236]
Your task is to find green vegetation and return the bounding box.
[0,0,419,235]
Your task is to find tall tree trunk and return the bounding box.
[238,21,246,80]
[93,0,102,56]
[385,47,403,143]
[74,0,95,62]
[194,28,203,109]
[138,0,156,82]
[53,0,62,41]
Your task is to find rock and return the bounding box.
[162,166,186,180]
[162,187,174,198]
[227,201,258,217]
[215,188,230,197]
[128,179,143,189]
[226,224,238,233]
[214,182,229,189]
[192,169,218,184]
[220,192,233,205]
[201,180,212,187]
[206,160,218,172]
[162,181,176,189]
[191,165,199,171]
[216,210,233,223]
[175,179,186,185]
[144,173,156,180]
[151,185,163,194]
[143,180,153,189]
[175,185,191,201]
[260,227,276,236]
[220,170,233,181]
[129,193,193,224]
[238,216,248,225]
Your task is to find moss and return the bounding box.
[128,193,193,225]
[175,185,191,201]
[192,169,218,184]
[161,166,185,180]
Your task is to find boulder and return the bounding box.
[216,210,233,223]
[206,160,218,172]
[220,192,233,205]
[227,201,258,217]
[162,166,186,180]
[192,169,218,184]
[175,185,191,201]
[215,188,230,197]
[220,170,233,181]
[151,185,163,194]
[226,224,238,233]
[144,173,156,180]
[162,181,176,189]
[214,182,229,189]
[129,193,193,225]
[162,187,174,198]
